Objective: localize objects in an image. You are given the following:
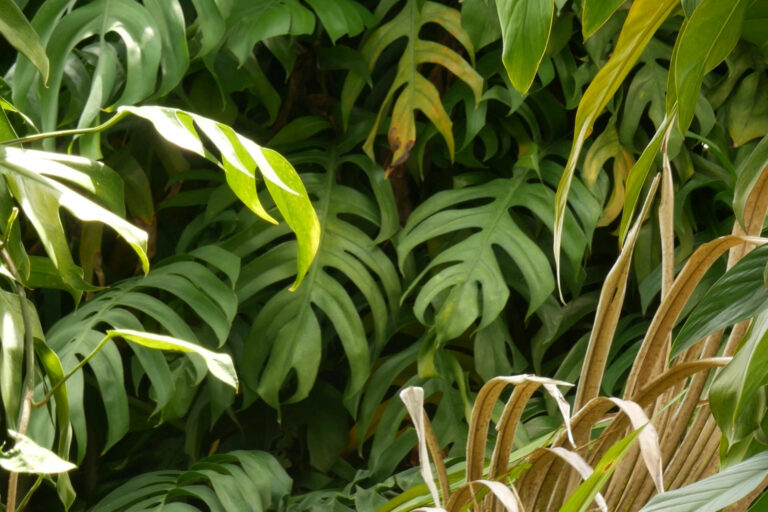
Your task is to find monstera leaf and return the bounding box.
[39,247,239,461]
[398,165,594,345]
[216,151,401,411]
[341,0,483,168]
[11,0,189,157]
[90,450,291,512]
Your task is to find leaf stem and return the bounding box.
[31,333,114,409]
[14,475,42,512]
[0,246,35,512]
[2,110,130,147]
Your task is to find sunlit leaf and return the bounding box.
[0,430,75,474]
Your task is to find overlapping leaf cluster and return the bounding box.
[1,0,768,511]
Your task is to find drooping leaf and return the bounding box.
[121,105,320,289]
[0,0,49,82]
[734,136,768,230]
[554,0,677,291]
[216,151,401,410]
[44,250,238,459]
[0,146,149,292]
[222,0,315,66]
[305,0,375,43]
[12,0,189,157]
[109,329,238,389]
[558,428,643,512]
[0,289,43,430]
[710,310,768,443]
[728,72,768,146]
[341,0,483,168]
[496,0,554,94]
[670,0,749,132]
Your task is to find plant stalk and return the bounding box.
[1,246,35,512]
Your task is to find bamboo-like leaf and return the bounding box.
[637,451,768,512]
[734,136,768,231]
[496,0,553,94]
[624,235,768,399]
[674,245,768,357]
[0,430,75,474]
[710,311,768,444]
[554,0,677,293]
[466,375,572,483]
[558,428,643,512]
[547,447,608,512]
[574,175,660,410]
[400,387,443,509]
[0,0,49,82]
[618,114,674,245]
[341,0,482,167]
[445,480,522,512]
[670,0,749,132]
[605,397,663,493]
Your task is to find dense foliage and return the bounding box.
[1,0,768,511]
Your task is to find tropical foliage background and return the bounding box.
[1,0,768,511]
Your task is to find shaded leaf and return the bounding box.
[496,0,553,93]
[670,0,749,132]
[0,0,48,82]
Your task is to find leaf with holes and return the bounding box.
[398,168,589,345]
[341,0,483,168]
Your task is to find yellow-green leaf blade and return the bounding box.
[496,0,553,94]
[554,0,677,295]
[108,329,238,389]
[671,0,749,132]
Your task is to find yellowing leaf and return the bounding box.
[554,0,677,297]
[342,0,482,170]
[496,0,553,93]
[671,0,749,132]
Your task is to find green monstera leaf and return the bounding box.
[11,0,189,157]
[40,248,239,461]
[90,450,291,512]
[398,162,598,346]
[223,150,401,411]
